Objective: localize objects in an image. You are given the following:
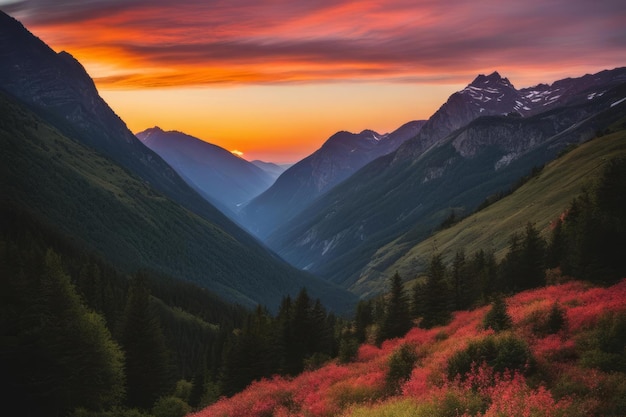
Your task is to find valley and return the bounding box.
[1,7,625,417]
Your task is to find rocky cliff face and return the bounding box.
[394,72,521,163]
[394,69,626,165]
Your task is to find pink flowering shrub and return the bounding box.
[192,279,626,417]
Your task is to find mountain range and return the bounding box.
[251,160,291,181]
[241,121,425,238]
[136,127,274,216]
[263,68,626,294]
[2,8,625,307]
[0,11,354,312]
[3,8,626,417]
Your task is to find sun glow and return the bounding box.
[7,0,624,162]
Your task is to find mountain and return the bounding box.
[393,69,626,164]
[136,127,274,214]
[241,121,425,238]
[264,68,626,294]
[252,160,291,180]
[0,11,251,238]
[357,118,626,296]
[0,11,355,312]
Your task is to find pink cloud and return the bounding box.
[6,0,625,87]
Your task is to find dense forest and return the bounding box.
[1,156,625,417]
[0,202,341,416]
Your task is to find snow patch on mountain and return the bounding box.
[611,97,626,107]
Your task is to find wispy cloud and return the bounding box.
[6,0,626,88]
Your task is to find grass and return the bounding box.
[365,123,626,290]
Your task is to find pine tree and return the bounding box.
[7,249,125,415]
[547,218,565,269]
[483,295,512,332]
[452,249,474,310]
[288,288,313,374]
[119,272,172,409]
[471,249,497,303]
[521,222,547,288]
[354,299,373,343]
[378,272,412,343]
[499,232,523,291]
[421,254,451,329]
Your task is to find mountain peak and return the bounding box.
[135,126,165,141]
[469,71,513,89]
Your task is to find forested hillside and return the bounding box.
[0,91,354,311]
[356,115,626,296]
[0,202,350,417]
[193,155,626,417]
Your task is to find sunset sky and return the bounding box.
[4,0,625,163]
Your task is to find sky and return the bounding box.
[3,0,625,163]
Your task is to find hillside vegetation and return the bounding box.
[191,142,626,417]
[195,279,626,417]
[0,91,354,311]
[354,119,626,297]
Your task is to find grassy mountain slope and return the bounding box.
[194,279,626,417]
[267,84,626,295]
[354,116,626,297]
[0,91,355,312]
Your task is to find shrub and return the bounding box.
[482,296,512,332]
[329,380,381,409]
[578,311,626,372]
[338,336,360,364]
[530,302,568,336]
[151,396,191,417]
[71,408,149,417]
[386,343,419,394]
[447,334,534,380]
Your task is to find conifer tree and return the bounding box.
[471,249,498,303]
[499,232,523,291]
[10,249,126,415]
[354,299,373,343]
[288,288,313,374]
[483,295,512,332]
[547,218,565,269]
[378,272,412,343]
[521,222,547,288]
[119,272,171,409]
[451,249,474,310]
[421,254,451,328]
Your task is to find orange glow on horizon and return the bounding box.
[7,0,624,162]
[100,82,459,163]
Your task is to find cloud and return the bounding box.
[6,0,626,88]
